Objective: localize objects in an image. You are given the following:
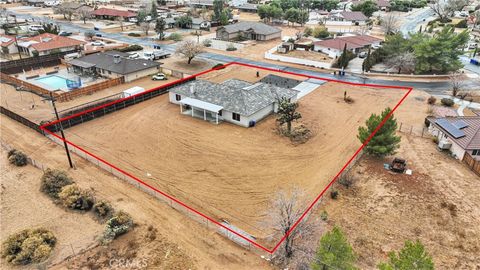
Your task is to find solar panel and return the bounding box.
[452,120,468,129]
[435,119,466,139]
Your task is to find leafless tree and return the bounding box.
[430,0,468,22]
[449,71,463,96]
[77,7,92,24]
[140,22,152,36]
[385,52,416,74]
[266,188,316,267]
[116,16,125,31]
[380,13,399,35]
[54,6,73,21]
[175,40,204,64]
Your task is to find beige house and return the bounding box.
[216,22,281,41]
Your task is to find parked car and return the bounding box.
[128,52,140,59]
[145,15,152,22]
[129,17,138,23]
[90,41,105,46]
[152,73,167,80]
[371,44,382,49]
[28,25,44,32]
[58,31,72,36]
[358,51,367,58]
[468,43,478,49]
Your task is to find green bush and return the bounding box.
[303,27,313,37]
[226,43,237,51]
[203,38,212,47]
[313,26,330,39]
[58,184,94,211]
[212,63,225,69]
[40,169,74,199]
[332,50,356,68]
[168,33,182,42]
[7,149,27,167]
[101,211,134,244]
[93,200,114,220]
[118,44,143,52]
[427,96,436,105]
[1,228,56,265]
[441,98,454,107]
[127,32,141,37]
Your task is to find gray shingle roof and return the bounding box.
[70,51,161,75]
[170,79,299,116]
[218,22,281,35]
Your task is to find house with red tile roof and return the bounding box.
[313,35,382,58]
[427,116,480,161]
[0,34,18,55]
[91,8,137,20]
[16,33,85,57]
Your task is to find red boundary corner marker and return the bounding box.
[40,62,412,254]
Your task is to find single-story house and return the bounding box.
[327,11,368,25]
[164,17,177,29]
[16,33,85,57]
[427,116,480,161]
[169,79,299,127]
[216,21,281,41]
[0,34,18,55]
[68,51,161,82]
[234,3,258,13]
[351,0,391,11]
[26,0,45,7]
[192,18,211,30]
[189,0,214,8]
[91,8,137,20]
[313,35,382,58]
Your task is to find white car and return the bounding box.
[129,17,138,23]
[128,52,140,59]
[145,15,152,22]
[152,73,167,80]
[91,41,105,46]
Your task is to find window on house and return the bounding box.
[232,112,240,121]
[108,71,112,75]
[175,94,181,101]
[473,150,480,156]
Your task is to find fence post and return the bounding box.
[399,122,403,133]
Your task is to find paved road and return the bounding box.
[11,12,479,93]
[399,8,435,36]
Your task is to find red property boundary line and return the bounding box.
[40,62,413,254]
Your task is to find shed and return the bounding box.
[122,86,145,98]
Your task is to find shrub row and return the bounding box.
[1,228,56,265]
[118,44,143,52]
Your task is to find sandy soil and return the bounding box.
[161,57,217,75]
[0,115,272,270]
[318,134,480,269]
[1,76,177,124]
[62,67,406,246]
[0,147,103,269]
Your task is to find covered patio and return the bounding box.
[180,97,223,124]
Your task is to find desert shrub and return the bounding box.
[93,200,114,220]
[118,44,143,52]
[212,63,225,69]
[1,228,56,265]
[303,27,313,37]
[7,149,27,167]
[168,33,182,41]
[320,210,328,221]
[58,184,94,211]
[226,43,237,51]
[84,30,95,39]
[432,137,439,144]
[101,211,134,244]
[344,96,354,104]
[313,25,330,39]
[203,38,212,47]
[127,32,141,37]
[40,169,74,199]
[427,96,436,105]
[338,173,354,188]
[440,98,454,107]
[330,190,339,199]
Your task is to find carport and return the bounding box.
[180,97,223,124]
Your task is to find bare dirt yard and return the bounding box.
[1,115,271,270]
[61,65,407,247]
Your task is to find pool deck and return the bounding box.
[17,68,102,92]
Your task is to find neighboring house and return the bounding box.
[16,33,85,57]
[164,17,177,29]
[26,0,45,7]
[169,79,299,127]
[351,0,391,11]
[327,11,368,25]
[192,18,211,30]
[68,51,161,82]
[0,34,18,55]
[216,21,281,41]
[313,35,382,58]
[427,116,480,161]
[234,3,258,13]
[91,8,137,20]
[189,0,214,8]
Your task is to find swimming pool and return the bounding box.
[34,75,69,90]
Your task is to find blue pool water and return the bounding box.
[35,75,69,90]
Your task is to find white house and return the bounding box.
[427,116,480,161]
[169,79,299,127]
[326,11,368,25]
[0,35,18,56]
[313,35,382,58]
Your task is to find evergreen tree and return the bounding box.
[378,240,434,270]
[155,18,166,40]
[358,107,401,157]
[150,0,158,19]
[311,226,357,270]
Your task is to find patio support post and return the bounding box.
[204,109,206,121]
[216,112,218,124]
[191,107,194,117]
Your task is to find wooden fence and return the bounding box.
[0,50,77,74]
[463,152,480,176]
[0,72,56,98]
[56,77,125,102]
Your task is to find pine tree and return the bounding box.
[357,107,401,157]
[311,226,357,270]
[378,240,434,270]
[155,18,166,40]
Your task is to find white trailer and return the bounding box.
[122,86,145,98]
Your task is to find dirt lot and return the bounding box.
[0,115,271,270]
[62,66,407,246]
[1,75,177,124]
[317,134,480,269]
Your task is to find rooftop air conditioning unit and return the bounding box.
[438,139,452,150]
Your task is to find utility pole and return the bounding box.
[50,92,74,169]
[11,14,22,60]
